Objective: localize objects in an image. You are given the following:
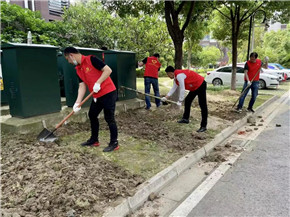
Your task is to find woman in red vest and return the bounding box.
[237,52,268,113]
[162,66,208,133]
[63,47,119,152]
[138,53,161,110]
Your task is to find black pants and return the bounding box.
[183,81,208,128]
[89,90,118,143]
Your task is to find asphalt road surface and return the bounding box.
[188,100,290,217]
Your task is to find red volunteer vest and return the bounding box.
[144,56,161,78]
[75,55,116,98]
[174,69,204,91]
[245,59,262,81]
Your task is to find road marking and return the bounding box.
[169,91,289,217]
[169,152,242,217]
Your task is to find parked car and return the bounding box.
[268,63,290,79]
[262,68,285,81]
[205,65,279,89]
[237,62,284,81]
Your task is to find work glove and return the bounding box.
[264,56,269,62]
[247,81,252,86]
[161,97,167,102]
[73,103,81,113]
[177,101,182,107]
[93,83,101,93]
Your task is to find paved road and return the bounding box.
[188,100,290,217]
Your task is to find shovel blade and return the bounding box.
[37,128,57,142]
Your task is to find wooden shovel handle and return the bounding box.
[55,91,94,129]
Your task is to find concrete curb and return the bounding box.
[0,98,145,134]
[103,95,279,217]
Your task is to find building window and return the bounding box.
[49,0,69,16]
[281,24,287,30]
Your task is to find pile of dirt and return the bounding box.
[1,134,144,217]
[116,107,212,153]
[208,99,247,121]
[1,98,244,216]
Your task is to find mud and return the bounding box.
[1,97,247,217]
[1,133,144,217]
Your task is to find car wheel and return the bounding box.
[212,78,223,86]
[259,79,266,89]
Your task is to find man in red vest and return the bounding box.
[236,52,268,113]
[63,47,119,152]
[162,66,208,133]
[138,53,161,110]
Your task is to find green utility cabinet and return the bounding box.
[58,47,103,107]
[104,50,136,101]
[1,50,9,105]
[1,43,61,118]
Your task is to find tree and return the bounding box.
[209,0,290,90]
[200,46,221,68]
[164,1,195,69]
[1,1,59,45]
[101,1,211,69]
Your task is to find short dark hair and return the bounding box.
[250,52,258,59]
[63,47,79,56]
[165,66,175,73]
[100,46,108,50]
[153,53,160,58]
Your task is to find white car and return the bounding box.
[236,62,284,81]
[205,66,279,89]
[261,68,284,81]
[268,63,289,79]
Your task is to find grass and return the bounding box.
[59,130,182,179]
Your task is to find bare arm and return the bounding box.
[244,69,250,82]
[96,65,112,85]
[75,82,87,103]
[262,62,268,69]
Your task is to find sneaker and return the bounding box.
[247,108,255,113]
[236,108,242,113]
[177,118,189,124]
[145,107,150,110]
[196,127,207,133]
[80,138,100,147]
[103,141,119,152]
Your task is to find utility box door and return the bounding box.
[2,43,61,118]
[104,50,136,101]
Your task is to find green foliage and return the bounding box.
[1,1,59,45]
[199,46,221,68]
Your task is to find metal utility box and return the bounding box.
[59,47,103,107]
[1,43,61,118]
[1,50,9,105]
[103,50,136,101]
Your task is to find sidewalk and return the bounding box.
[104,91,289,216]
[187,94,290,217]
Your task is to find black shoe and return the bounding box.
[145,107,150,110]
[196,127,207,133]
[80,138,100,147]
[177,118,189,124]
[247,108,255,113]
[103,141,119,152]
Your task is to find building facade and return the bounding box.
[6,0,69,21]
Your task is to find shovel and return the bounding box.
[120,86,179,105]
[37,91,94,142]
[232,66,262,108]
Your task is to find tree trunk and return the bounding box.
[231,34,237,90]
[187,43,192,69]
[174,39,183,69]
